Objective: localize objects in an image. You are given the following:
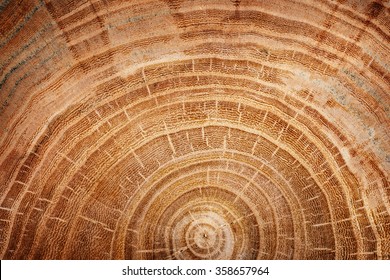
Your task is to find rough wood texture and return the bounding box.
[0,0,389,260]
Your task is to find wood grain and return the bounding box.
[0,0,389,259]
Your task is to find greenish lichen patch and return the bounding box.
[0,0,11,14]
[342,68,389,117]
[0,0,45,49]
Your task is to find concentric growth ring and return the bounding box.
[0,0,389,260]
[127,182,262,260]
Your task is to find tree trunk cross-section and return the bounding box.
[0,0,389,260]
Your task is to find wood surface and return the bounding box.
[0,0,389,259]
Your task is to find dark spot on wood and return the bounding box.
[367,2,383,19]
[232,0,241,8]
[232,0,241,19]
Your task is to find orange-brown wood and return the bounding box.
[0,0,389,259]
